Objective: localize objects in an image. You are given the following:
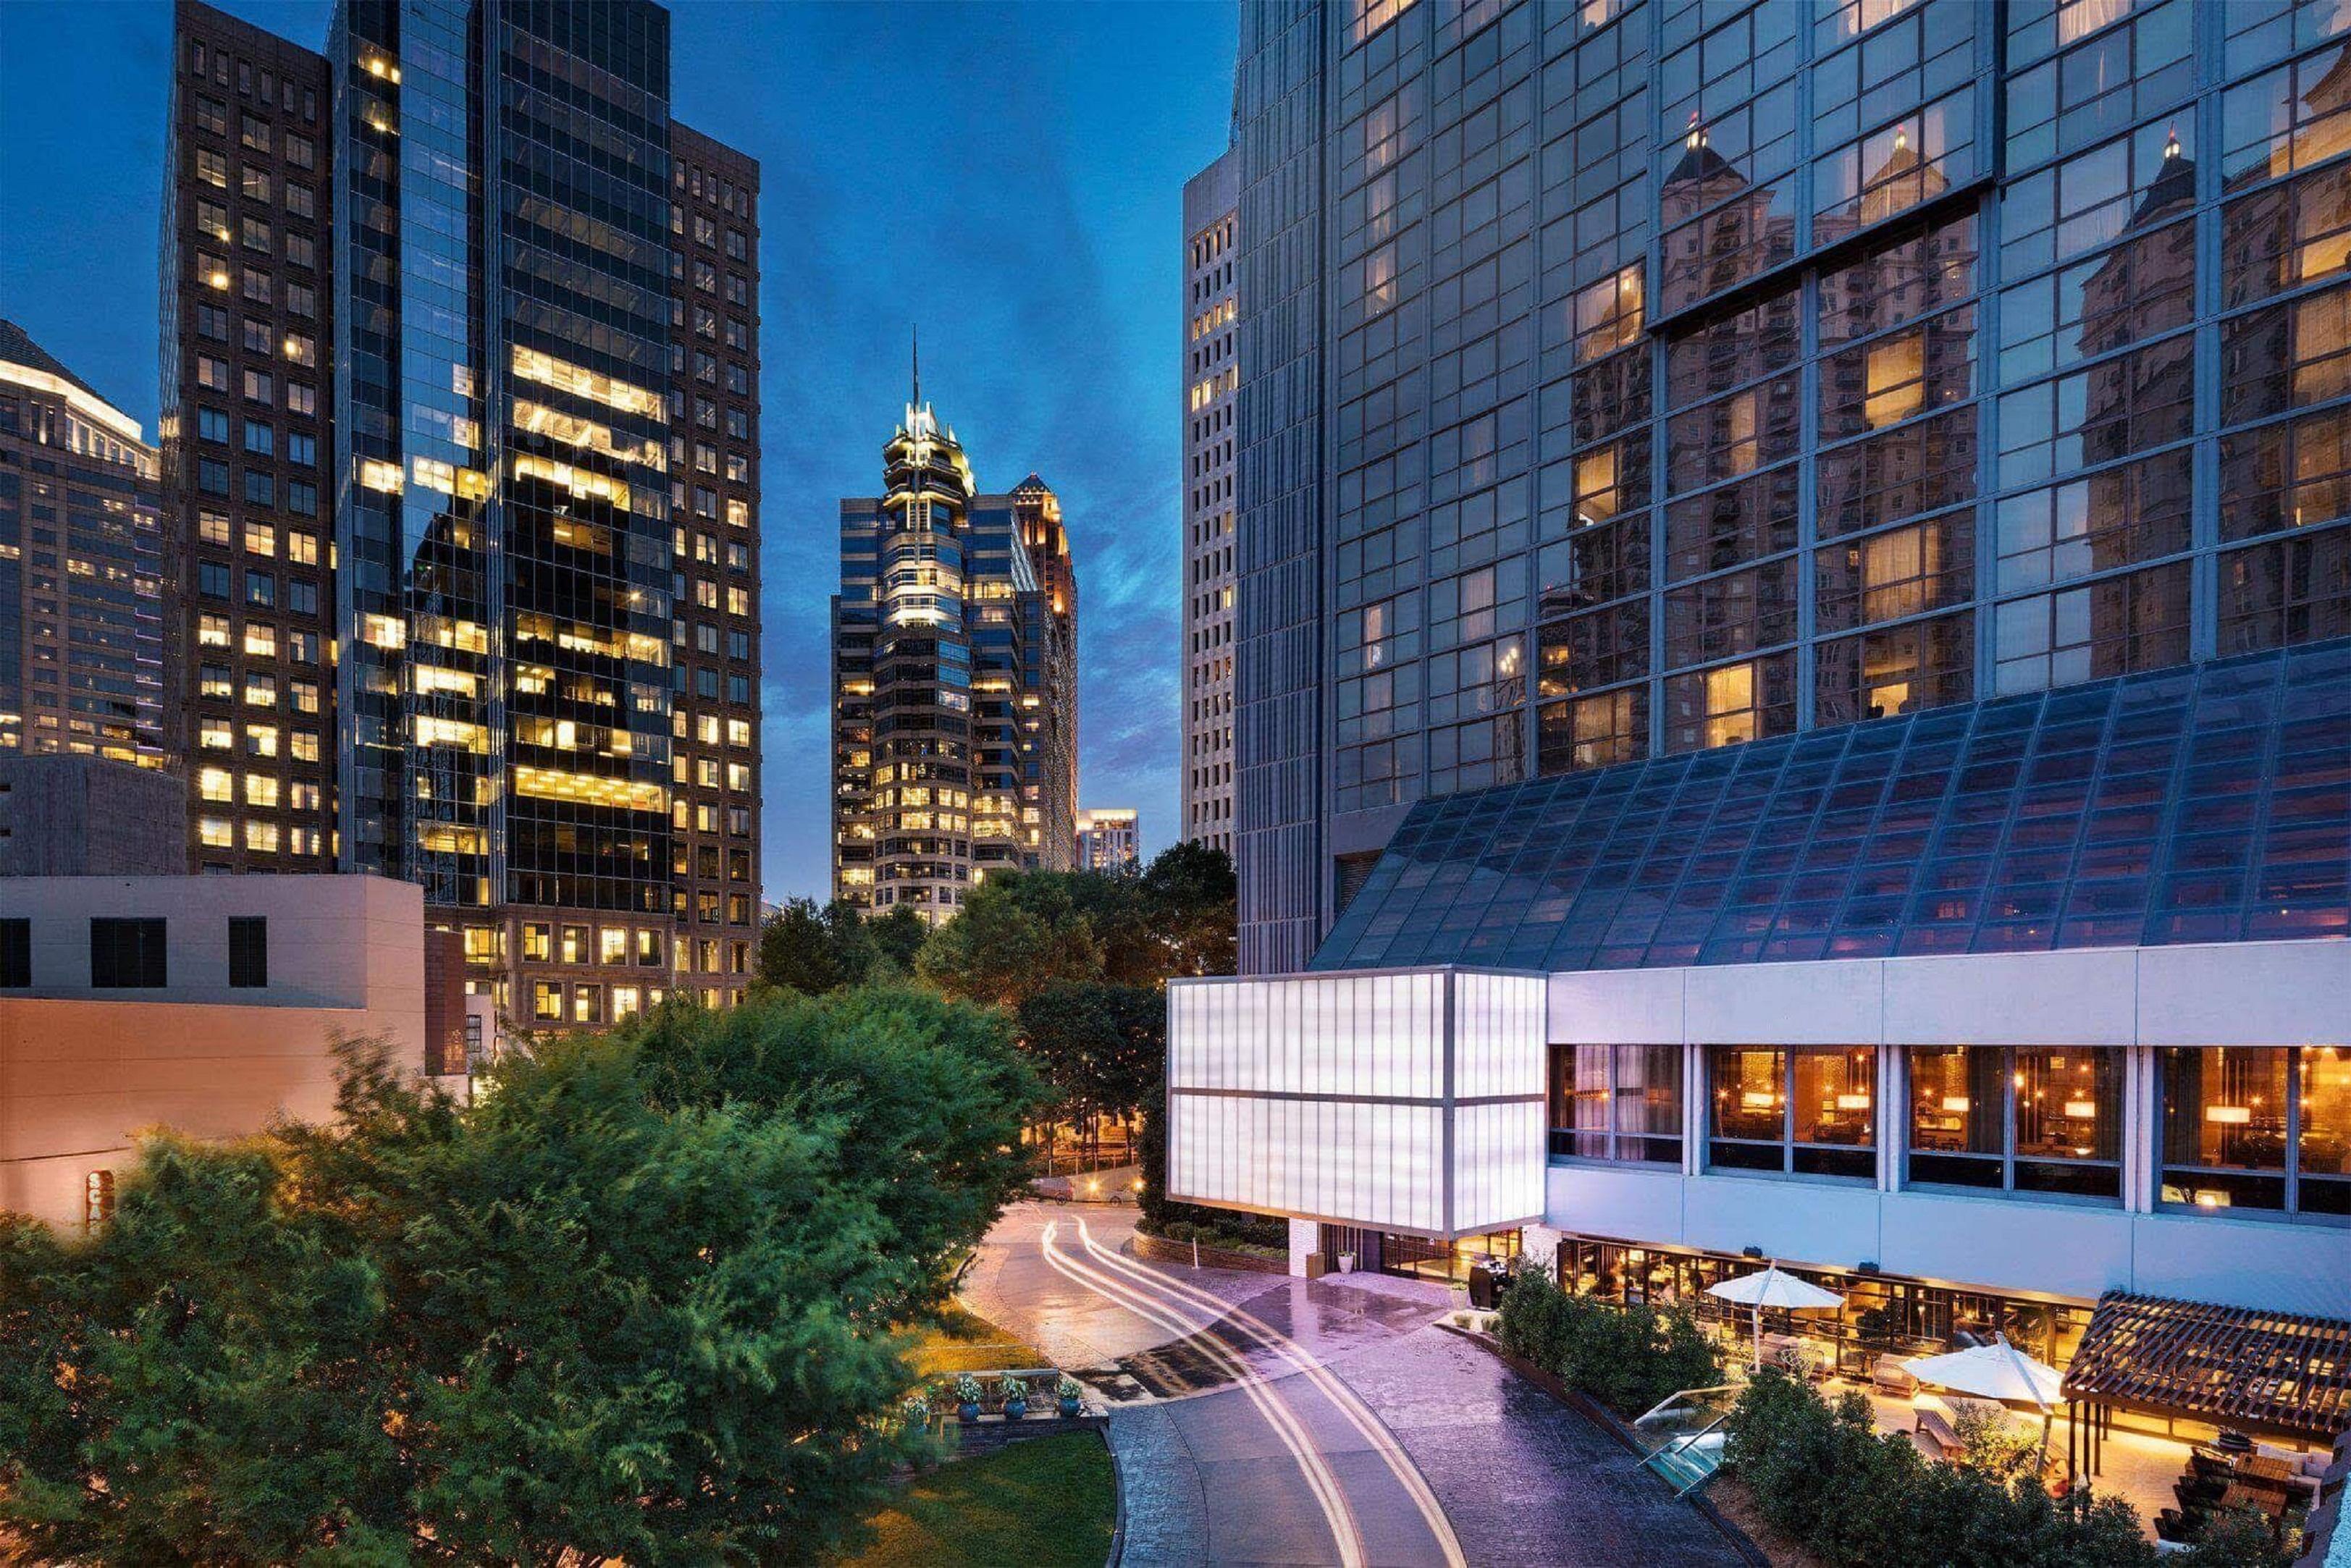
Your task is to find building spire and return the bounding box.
[911,323,921,407]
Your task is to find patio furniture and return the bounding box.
[1871,1354,1919,1396]
[1914,1395,1961,1456]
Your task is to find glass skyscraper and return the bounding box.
[164,0,761,1023]
[832,400,1079,919]
[1229,0,2351,974]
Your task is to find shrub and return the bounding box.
[1949,1397,2040,1484]
[1492,1270,1722,1417]
[2178,1509,2294,1568]
[1722,1370,2158,1568]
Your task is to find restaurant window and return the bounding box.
[1907,1046,2121,1200]
[1707,1045,1877,1179]
[2158,1046,2350,1217]
[1549,1045,1683,1164]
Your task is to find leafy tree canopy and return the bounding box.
[0,989,1042,1567]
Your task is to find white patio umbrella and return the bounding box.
[1706,1263,1846,1370]
[1903,1336,2064,1460]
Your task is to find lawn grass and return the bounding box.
[835,1433,1116,1568]
[907,1300,1049,1378]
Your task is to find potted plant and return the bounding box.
[952,1373,985,1425]
[900,1394,932,1431]
[998,1375,1031,1420]
[1337,1250,1355,1273]
[1056,1375,1085,1419]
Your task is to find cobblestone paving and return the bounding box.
[1326,1323,1751,1568]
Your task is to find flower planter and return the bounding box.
[1004,1398,1028,1420]
[958,1402,980,1425]
[1059,1395,1082,1419]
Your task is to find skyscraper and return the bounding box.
[0,322,168,770]
[1182,149,1240,857]
[162,0,761,1024]
[1227,0,2351,974]
[1075,806,1140,873]
[833,386,1078,919]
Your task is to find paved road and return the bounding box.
[964,1204,1746,1568]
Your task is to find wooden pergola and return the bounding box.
[2060,1291,2351,1474]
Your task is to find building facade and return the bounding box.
[162,0,760,1024]
[1183,150,1241,856]
[1227,0,2351,974]
[0,872,432,1227]
[1075,806,1140,872]
[832,400,1078,919]
[0,323,169,772]
[0,755,187,877]
[1183,0,2351,1446]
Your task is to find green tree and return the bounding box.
[758,895,849,993]
[866,905,930,978]
[1016,982,1162,1155]
[0,992,1042,1566]
[1137,840,1237,981]
[916,873,1106,1008]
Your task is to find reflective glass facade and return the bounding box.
[166,0,758,1022]
[1313,637,2351,971]
[1232,0,2351,974]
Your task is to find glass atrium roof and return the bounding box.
[1311,639,2351,975]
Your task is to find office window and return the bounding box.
[1907,1046,2121,1199]
[2159,1046,2350,1216]
[228,916,267,988]
[1549,1044,1682,1163]
[0,919,28,987]
[1707,1045,1877,1179]
[89,918,167,988]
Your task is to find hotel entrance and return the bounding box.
[1320,1226,1521,1285]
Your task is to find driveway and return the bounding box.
[963,1204,1747,1568]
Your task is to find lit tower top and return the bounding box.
[878,327,974,631]
[883,327,976,513]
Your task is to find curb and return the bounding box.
[1103,1422,1127,1568]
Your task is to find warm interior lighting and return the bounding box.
[1835,1092,1872,1111]
[1741,1090,1778,1110]
[510,346,665,420]
[2205,1105,2253,1125]
[1940,1095,1972,1113]
[2064,1099,2098,1119]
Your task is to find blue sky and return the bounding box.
[0,0,1236,900]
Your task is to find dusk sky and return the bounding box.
[0,0,1237,901]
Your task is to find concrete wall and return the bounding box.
[0,874,425,1226]
[0,754,185,876]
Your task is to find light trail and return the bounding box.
[1074,1218,1469,1568]
[1038,1219,1365,1568]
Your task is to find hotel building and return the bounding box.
[1184,148,1241,856]
[0,322,169,770]
[1182,0,2351,1446]
[161,0,760,1023]
[832,398,1078,918]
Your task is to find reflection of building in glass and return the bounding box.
[833,390,1077,922]
[0,324,167,770]
[164,0,761,1024]
[1229,0,2351,972]
[1203,0,2351,1460]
